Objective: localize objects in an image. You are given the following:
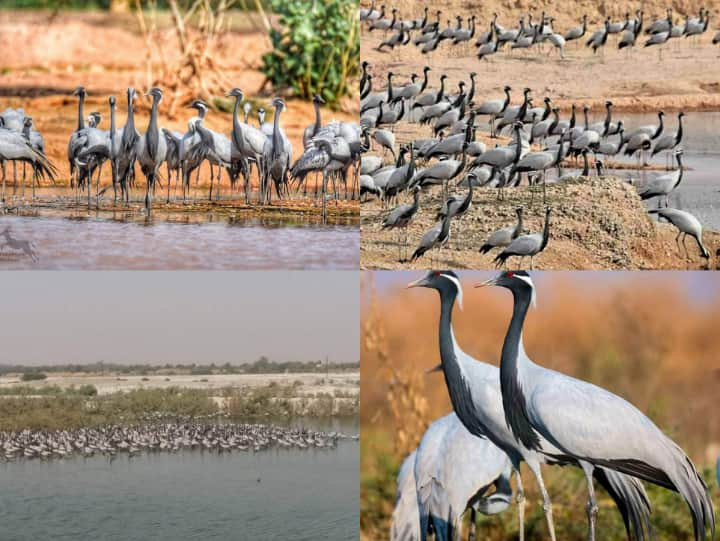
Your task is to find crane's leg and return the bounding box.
[167,163,172,203]
[87,166,92,209]
[322,170,327,223]
[1,161,5,203]
[467,507,477,541]
[12,161,17,196]
[675,232,683,257]
[209,164,214,202]
[515,470,526,541]
[96,163,103,207]
[526,461,557,541]
[580,461,598,541]
[681,233,691,261]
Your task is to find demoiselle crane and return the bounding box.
[493,207,551,269]
[475,270,715,541]
[648,208,710,260]
[413,413,513,541]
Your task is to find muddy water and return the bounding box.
[0,212,359,269]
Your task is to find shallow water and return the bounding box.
[0,418,358,541]
[0,213,359,269]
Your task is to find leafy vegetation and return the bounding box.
[20,372,47,381]
[0,384,97,396]
[0,383,357,431]
[261,0,359,105]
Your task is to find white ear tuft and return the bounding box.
[513,273,537,309]
[439,273,463,311]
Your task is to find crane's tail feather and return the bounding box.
[493,252,509,267]
[478,243,494,254]
[594,468,653,541]
[417,478,454,541]
[595,450,715,541]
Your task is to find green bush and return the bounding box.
[21,372,47,381]
[261,0,359,106]
[76,384,98,396]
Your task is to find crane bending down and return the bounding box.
[391,413,514,541]
[408,270,654,541]
[475,271,715,541]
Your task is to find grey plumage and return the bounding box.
[483,271,715,541]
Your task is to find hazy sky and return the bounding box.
[0,271,359,365]
[371,270,720,304]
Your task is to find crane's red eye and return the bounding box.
[507,271,514,277]
[434,271,440,277]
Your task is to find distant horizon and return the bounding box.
[0,358,359,368]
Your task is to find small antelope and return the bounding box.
[0,227,38,262]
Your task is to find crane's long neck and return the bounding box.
[502,90,511,111]
[674,156,684,187]
[437,78,445,101]
[272,107,282,158]
[514,211,523,236]
[147,98,159,152]
[313,101,321,134]
[676,115,683,144]
[127,94,135,131]
[513,128,522,163]
[499,287,539,450]
[436,289,488,437]
[232,96,245,152]
[604,106,612,133]
[654,115,663,139]
[467,77,475,104]
[540,213,551,250]
[77,94,85,131]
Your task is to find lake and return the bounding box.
[0,418,359,541]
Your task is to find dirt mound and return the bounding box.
[360,176,719,269]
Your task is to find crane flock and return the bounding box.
[361,4,717,61]
[2,87,362,219]
[361,63,711,266]
[395,270,716,541]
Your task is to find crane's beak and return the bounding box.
[474,277,497,288]
[406,276,427,289]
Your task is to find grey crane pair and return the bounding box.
[404,270,715,541]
